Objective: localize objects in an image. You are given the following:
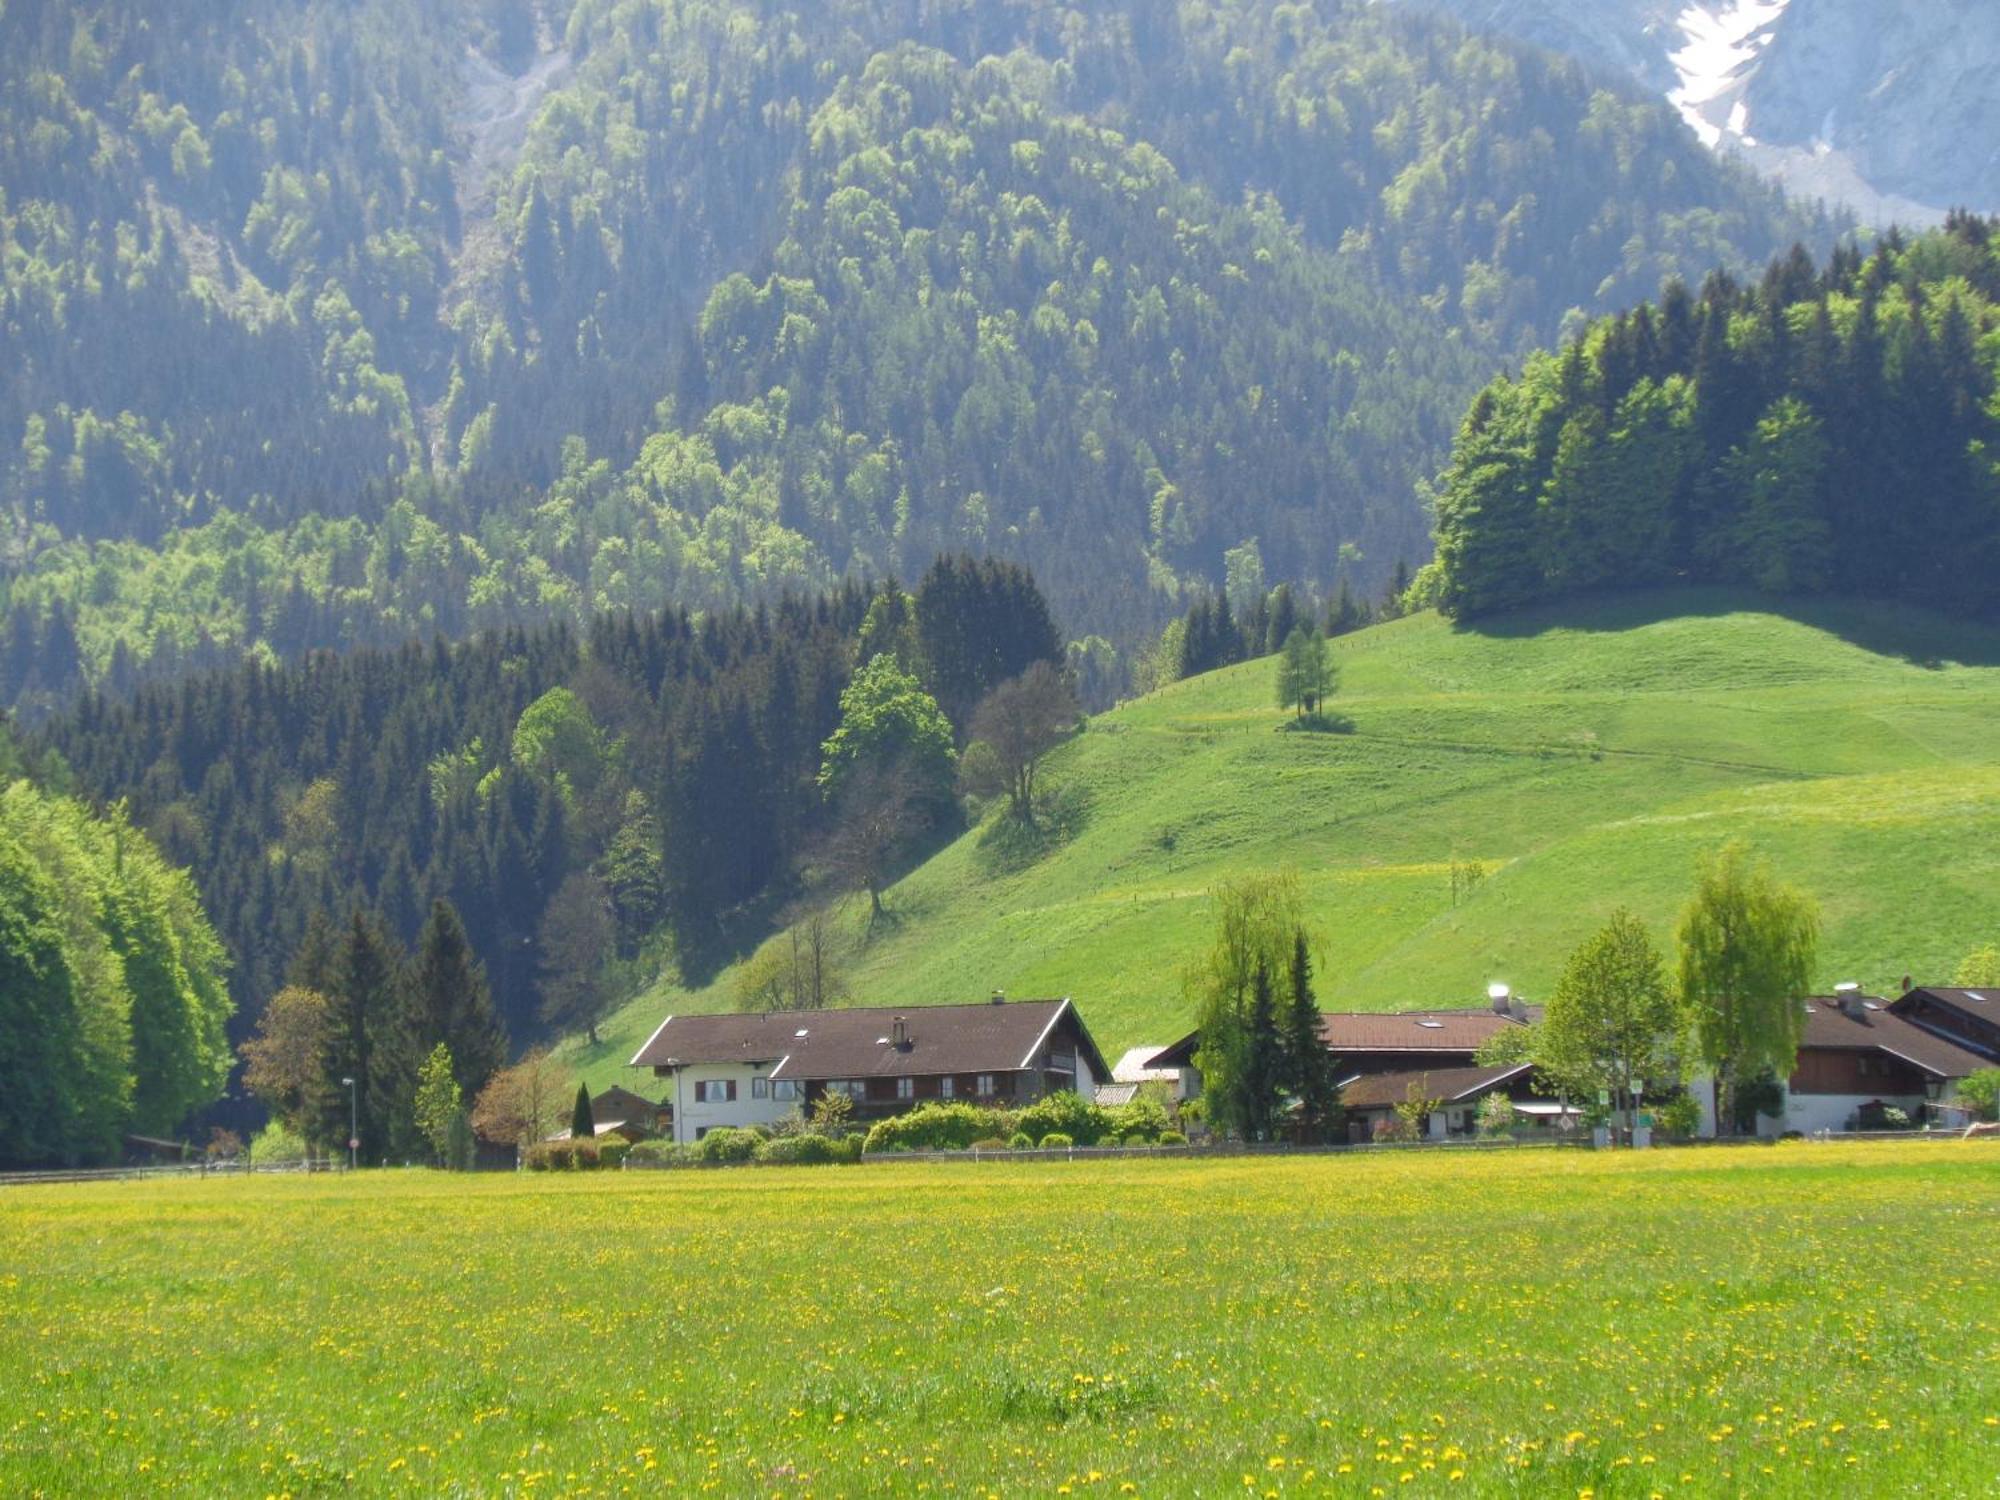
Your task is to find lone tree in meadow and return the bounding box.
[1676,841,1818,1136]
[1538,909,1681,1129]
[1275,625,1333,719]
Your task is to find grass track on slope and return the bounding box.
[3,1142,1997,1495]
[575,590,2000,1082]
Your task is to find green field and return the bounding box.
[569,591,2000,1087]
[3,1142,1996,1495]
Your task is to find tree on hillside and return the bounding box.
[913,555,1063,727]
[471,1047,574,1149]
[410,899,508,1099]
[734,907,846,1013]
[1676,842,1818,1137]
[960,662,1080,826]
[1283,932,1342,1144]
[1538,909,1682,1130]
[817,655,956,923]
[538,872,615,1044]
[599,791,666,958]
[1275,625,1333,719]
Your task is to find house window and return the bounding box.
[772,1080,802,1102]
[976,1074,996,1097]
[827,1079,864,1100]
[694,1080,737,1104]
[941,1077,955,1099]
[1858,1055,1876,1078]
[896,1077,914,1100]
[752,1077,769,1100]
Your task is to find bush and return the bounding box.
[1038,1131,1074,1149]
[524,1138,602,1171]
[756,1133,847,1166]
[1016,1090,1111,1145]
[1007,1131,1034,1150]
[1157,1130,1187,1146]
[597,1139,632,1169]
[626,1139,696,1168]
[863,1101,1013,1153]
[1104,1092,1171,1142]
[1652,1094,1703,1141]
[1958,1067,2000,1122]
[697,1127,762,1164]
[247,1121,308,1165]
[969,1137,1013,1152]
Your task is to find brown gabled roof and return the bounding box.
[629,999,1110,1081]
[1897,985,2000,1025]
[1146,1007,1536,1071]
[591,1085,665,1117]
[1337,1064,1534,1112]
[1800,996,1992,1078]
[1320,1008,1537,1054]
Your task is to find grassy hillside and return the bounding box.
[572,590,2000,1087]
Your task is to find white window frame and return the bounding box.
[941,1076,955,1099]
[896,1077,914,1100]
[772,1080,802,1102]
[976,1074,996,1097]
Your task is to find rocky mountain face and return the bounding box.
[1396,0,2000,223]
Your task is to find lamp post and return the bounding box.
[341,1075,358,1171]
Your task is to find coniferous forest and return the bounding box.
[17,556,1060,1156]
[0,0,1829,717]
[1427,218,2000,619]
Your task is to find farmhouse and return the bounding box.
[1752,989,1993,1135]
[550,1086,674,1144]
[1890,985,2000,1063]
[630,998,1109,1144]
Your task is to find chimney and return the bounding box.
[892,1016,909,1049]
[1488,983,1511,1017]
[990,989,1006,1005]
[1835,981,1862,1017]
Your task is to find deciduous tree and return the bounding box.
[1676,842,1818,1137]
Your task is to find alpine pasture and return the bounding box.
[570,591,2000,1086]
[3,1142,1996,1495]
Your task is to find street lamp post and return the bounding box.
[341,1075,358,1171]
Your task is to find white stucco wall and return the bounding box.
[1768,1089,1928,1136]
[667,1061,797,1143]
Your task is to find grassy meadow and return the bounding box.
[2,1142,1997,1495]
[569,591,2000,1087]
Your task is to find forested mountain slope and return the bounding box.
[569,593,2000,1071]
[1425,219,2000,620]
[1,0,1826,712]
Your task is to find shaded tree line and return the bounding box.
[35,555,1064,1126]
[1429,218,2000,619]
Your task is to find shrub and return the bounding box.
[597,1139,632,1169]
[1105,1092,1170,1142]
[1652,1094,1703,1141]
[1039,1131,1074,1149]
[1007,1132,1034,1150]
[697,1127,761,1164]
[247,1121,308,1165]
[969,1137,1013,1152]
[626,1140,695,1168]
[1157,1130,1187,1146]
[1475,1092,1518,1139]
[1957,1067,2000,1122]
[1016,1090,1111,1146]
[524,1138,602,1171]
[1373,1115,1413,1144]
[838,1134,865,1163]
[863,1101,1012,1153]
[756,1134,844,1166]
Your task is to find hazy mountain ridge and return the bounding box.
[1,0,1826,713]
[1395,0,2000,222]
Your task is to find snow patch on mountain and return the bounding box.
[1666,0,1790,149]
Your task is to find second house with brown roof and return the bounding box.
[629,997,1109,1144]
